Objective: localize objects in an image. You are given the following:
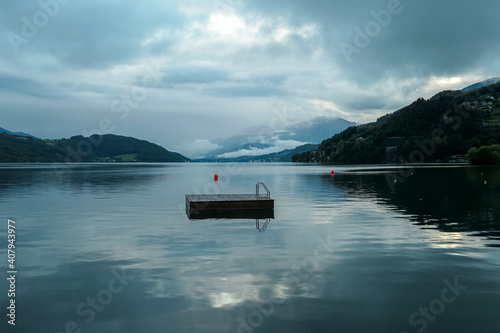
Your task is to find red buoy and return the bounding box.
[331,170,335,176]
[214,174,219,181]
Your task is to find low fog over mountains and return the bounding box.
[187,116,356,160]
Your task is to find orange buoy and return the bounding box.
[331,170,335,176]
[214,174,219,181]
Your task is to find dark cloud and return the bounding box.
[0,73,55,98]
[243,0,500,85]
[206,74,287,97]
[135,67,287,97]
[342,0,500,83]
[345,99,386,111]
[162,67,230,85]
[208,85,285,98]
[1,1,183,69]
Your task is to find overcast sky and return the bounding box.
[1,0,499,157]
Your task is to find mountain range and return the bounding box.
[0,127,36,138]
[4,78,499,164]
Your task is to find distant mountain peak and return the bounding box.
[462,77,500,92]
[0,127,36,138]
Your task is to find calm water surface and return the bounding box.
[0,163,499,333]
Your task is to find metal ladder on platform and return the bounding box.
[255,182,270,198]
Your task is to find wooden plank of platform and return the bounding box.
[187,209,274,220]
[185,194,274,218]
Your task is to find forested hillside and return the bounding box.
[293,83,500,164]
[0,133,189,163]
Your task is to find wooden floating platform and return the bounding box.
[186,183,274,219]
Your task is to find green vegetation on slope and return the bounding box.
[0,134,65,162]
[467,145,500,165]
[292,82,500,164]
[0,133,189,163]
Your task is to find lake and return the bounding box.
[0,163,499,333]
